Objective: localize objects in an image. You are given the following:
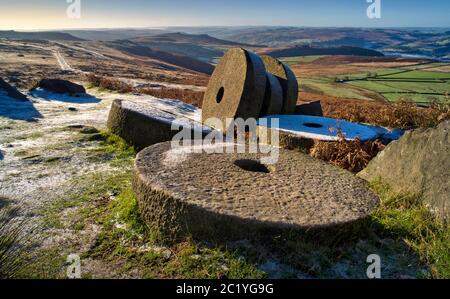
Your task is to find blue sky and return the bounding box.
[0,0,449,30]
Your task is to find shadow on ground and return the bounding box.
[30,88,101,104]
[0,96,42,121]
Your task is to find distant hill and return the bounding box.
[0,30,84,41]
[265,46,384,58]
[132,32,259,47]
[108,41,214,75]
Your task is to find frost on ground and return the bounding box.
[0,87,214,278]
[0,87,428,279]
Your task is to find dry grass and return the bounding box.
[85,74,204,107]
[310,133,386,173]
[85,74,133,93]
[140,87,204,108]
[320,98,446,129]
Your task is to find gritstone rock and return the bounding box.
[37,79,86,95]
[358,120,450,222]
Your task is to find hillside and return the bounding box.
[132,32,258,47]
[107,41,214,74]
[265,46,384,58]
[0,30,84,41]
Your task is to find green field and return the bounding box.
[280,55,324,65]
[344,69,450,104]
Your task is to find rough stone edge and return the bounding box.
[133,145,377,244]
[107,99,207,151]
[261,55,299,115]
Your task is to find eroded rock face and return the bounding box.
[358,121,450,222]
[0,78,28,101]
[37,79,86,95]
[133,142,380,242]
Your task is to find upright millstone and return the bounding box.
[259,73,283,117]
[202,48,267,132]
[261,55,298,114]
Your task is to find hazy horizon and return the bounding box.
[1,0,449,30]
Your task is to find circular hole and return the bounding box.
[216,87,225,103]
[234,159,271,174]
[303,122,323,128]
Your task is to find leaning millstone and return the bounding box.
[358,120,450,222]
[202,48,266,132]
[107,98,212,151]
[261,55,298,114]
[259,73,283,117]
[0,78,28,101]
[133,142,380,243]
[257,115,379,152]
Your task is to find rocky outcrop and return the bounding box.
[358,121,450,222]
[0,78,28,101]
[37,79,86,95]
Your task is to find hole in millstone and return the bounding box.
[303,122,323,128]
[234,159,271,174]
[216,87,225,103]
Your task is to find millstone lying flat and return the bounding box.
[202,48,266,131]
[107,98,211,150]
[262,55,298,114]
[257,115,380,152]
[133,142,380,242]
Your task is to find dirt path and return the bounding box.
[53,49,76,72]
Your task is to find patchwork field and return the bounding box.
[287,55,450,106]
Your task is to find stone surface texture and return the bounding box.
[202,48,266,131]
[107,99,211,150]
[359,121,450,222]
[133,142,380,241]
[262,55,298,114]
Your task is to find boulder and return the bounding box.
[358,121,450,222]
[0,78,28,101]
[133,142,380,242]
[37,79,86,95]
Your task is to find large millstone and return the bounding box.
[257,115,380,152]
[261,55,298,114]
[133,142,380,242]
[359,120,450,222]
[202,48,266,132]
[259,73,283,117]
[107,99,211,151]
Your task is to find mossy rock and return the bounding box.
[133,142,380,243]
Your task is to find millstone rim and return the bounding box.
[261,55,299,114]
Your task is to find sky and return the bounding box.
[0,0,449,30]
